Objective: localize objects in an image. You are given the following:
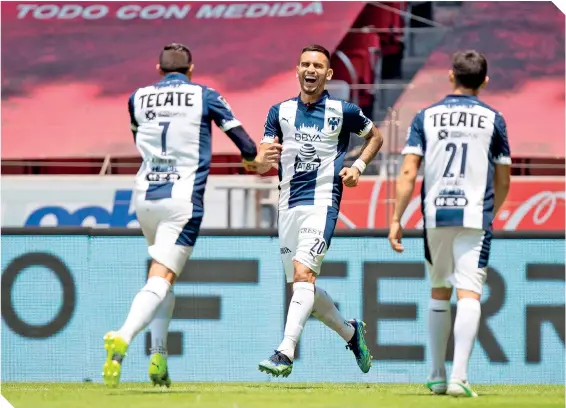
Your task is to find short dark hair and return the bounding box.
[452,50,488,90]
[301,44,331,62]
[159,43,192,74]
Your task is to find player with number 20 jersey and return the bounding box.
[257,45,384,378]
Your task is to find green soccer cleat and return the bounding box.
[102,331,129,388]
[426,378,448,395]
[346,319,373,373]
[258,350,293,378]
[148,352,172,388]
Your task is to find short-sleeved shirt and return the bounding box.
[130,73,242,206]
[402,94,511,230]
[261,90,373,210]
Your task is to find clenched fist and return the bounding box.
[339,167,360,187]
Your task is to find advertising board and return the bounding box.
[2,176,564,230]
[2,230,563,384]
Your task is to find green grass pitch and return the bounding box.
[2,383,564,408]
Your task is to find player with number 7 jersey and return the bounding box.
[102,43,279,389]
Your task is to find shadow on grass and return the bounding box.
[105,384,334,395]
[106,389,201,396]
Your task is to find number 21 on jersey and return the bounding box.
[443,142,468,178]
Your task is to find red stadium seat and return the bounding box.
[341,49,374,109]
[330,52,359,104]
[335,29,383,109]
[330,49,376,108]
[334,31,381,106]
[354,2,407,31]
[331,52,356,84]
[352,2,406,55]
[339,31,380,53]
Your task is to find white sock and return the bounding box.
[118,276,171,344]
[312,286,355,342]
[451,298,481,382]
[277,282,315,360]
[150,289,175,354]
[428,299,451,379]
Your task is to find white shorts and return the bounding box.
[425,227,492,295]
[134,195,202,276]
[278,205,339,283]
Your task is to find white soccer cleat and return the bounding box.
[447,379,478,397]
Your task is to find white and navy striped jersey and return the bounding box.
[129,73,256,207]
[402,94,512,230]
[261,91,373,210]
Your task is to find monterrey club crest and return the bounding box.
[327,116,341,132]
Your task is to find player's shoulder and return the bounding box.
[133,84,154,95]
[474,99,504,118]
[276,96,299,108]
[268,96,298,114]
[128,88,141,101]
[338,99,362,114]
[419,97,451,114]
[195,83,220,96]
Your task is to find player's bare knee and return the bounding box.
[456,289,481,301]
[148,260,177,285]
[431,287,452,300]
[292,261,316,284]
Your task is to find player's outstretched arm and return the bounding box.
[205,87,260,163]
[244,137,282,174]
[224,125,258,161]
[223,124,281,174]
[244,105,284,174]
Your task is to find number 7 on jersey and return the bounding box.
[158,121,170,155]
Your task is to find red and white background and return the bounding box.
[2,176,563,231]
[1,1,365,159]
[339,178,565,231]
[2,1,563,160]
[1,2,563,233]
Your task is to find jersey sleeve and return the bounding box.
[261,105,282,144]
[492,112,512,165]
[401,111,426,156]
[128,91,138,141]
[205,88,242,132]
[343,102,373,138]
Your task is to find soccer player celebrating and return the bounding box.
[257,44,384,377]
[389,50,511,397]
[102,43,280,388]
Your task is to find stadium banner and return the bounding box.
[383,1,565,158]
[1,1,366,159]
[2,176,564,230]
[1,229,564,384]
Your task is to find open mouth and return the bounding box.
[304,75,317,85]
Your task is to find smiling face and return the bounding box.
[297,50,333,96]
